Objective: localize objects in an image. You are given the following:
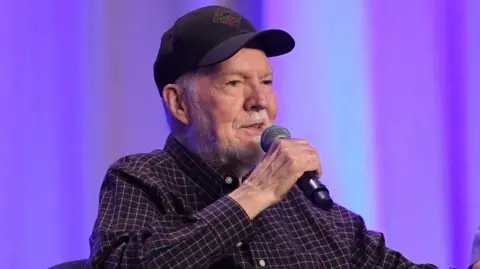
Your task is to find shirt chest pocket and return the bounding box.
[246,220,327,269]
[247,234,326,269]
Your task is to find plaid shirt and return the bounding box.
[87,135,441,269]
[472,227,480,267]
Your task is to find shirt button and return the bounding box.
[224,176,233,184]
[235,242,243,247]
[259,259,266,267]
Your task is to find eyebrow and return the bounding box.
[218,69,273,79]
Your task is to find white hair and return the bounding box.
[161,70,217,159]
[161,71,199,131]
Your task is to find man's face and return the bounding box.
[185,48,277,175]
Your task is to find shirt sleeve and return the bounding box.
[349,214,443,269]
[86,168,255,269]
[471,227,480,268]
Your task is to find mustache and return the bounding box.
[232,110,269,129]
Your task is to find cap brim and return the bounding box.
[198,29,295,66]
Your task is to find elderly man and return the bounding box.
[87,5,441,268]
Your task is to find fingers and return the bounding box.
[270,139,322,177]
[247,137,323,205]
[303,148,322,176]
[303,146,322,176]
[269,138,308,153]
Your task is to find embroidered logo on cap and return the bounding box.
[213,8,242,28]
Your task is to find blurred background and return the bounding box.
[1,0,479,268]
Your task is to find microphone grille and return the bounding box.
[260,125,291,152]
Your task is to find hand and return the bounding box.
[229,139,321,219]
[473,261,480,269]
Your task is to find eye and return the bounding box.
[227,80,241,87]
[262,80,273,86]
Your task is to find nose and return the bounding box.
[244,85,268,112]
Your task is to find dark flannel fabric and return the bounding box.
[472,227,480,267]
[86,135,441,269]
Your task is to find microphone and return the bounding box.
[260,125,334,211]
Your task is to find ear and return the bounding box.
[162,84,190,125]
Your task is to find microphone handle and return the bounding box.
[297,172,333,211]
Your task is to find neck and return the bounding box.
[173,134,255,179]
[214,161,255,179]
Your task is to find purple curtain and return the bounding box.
[1,1,478,268]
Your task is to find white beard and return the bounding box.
[181,103,266,178]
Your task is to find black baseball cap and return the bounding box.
[153,5,295,97]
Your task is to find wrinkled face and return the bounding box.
[184,48,277,175]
